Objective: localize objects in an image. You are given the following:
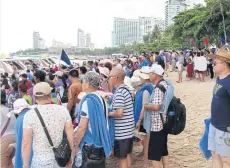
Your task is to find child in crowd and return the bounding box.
[187,58,194,80]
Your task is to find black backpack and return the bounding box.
[57,78,68,104]
[183,57,187,67]
[158,56,165,69]
[156,84,186,135]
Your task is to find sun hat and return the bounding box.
[12,98,30,114]
[133,70,141,77]
[139,66,152,80]
[33,82,53,97]
[150,64,164,76]
[140,66,152,74]
[98,67,110,77]
[131,76,142,88]
[53,71,64,77]
[124,76,135,91]
[130,57,138,63]
[208,45,230,63]
[139,73,150,80]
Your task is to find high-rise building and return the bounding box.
[165,0,187,28]
[33,31,46,49]
[77,29,92,48]
[112,17,165,47]
[38,38,45,49]
[138,17,165,43]
[112,17,139,47]
[33,31,40,49]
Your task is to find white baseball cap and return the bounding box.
[140,66,152,74]
[53,71,63,77]
[150,64,164,76]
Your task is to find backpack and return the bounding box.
[57,78,68,103]
[156,84,186,135]
[183,57,187,67]
[158,56,165,69]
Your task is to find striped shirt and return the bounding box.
[112,84,135,140]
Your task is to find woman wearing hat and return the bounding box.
[0,89,16,168]
[207,46,230,167]
[12,98,33,168]
[135,67,154,168]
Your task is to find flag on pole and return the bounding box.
[60,49,71,65]
[203,37,209,45]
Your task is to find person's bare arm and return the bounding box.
[22,128,33,168]
[108,108,124,118]
[75,117,88,151]
[65,121,74,154]
[144,104,161,111]
[67,86,74,111]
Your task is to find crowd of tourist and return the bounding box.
[1,46,230,168]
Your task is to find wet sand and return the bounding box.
[106,71,223,168]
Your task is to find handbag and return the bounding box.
[80,97,106,168]
[34,108,71,167]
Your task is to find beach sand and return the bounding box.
[106,71,229,168]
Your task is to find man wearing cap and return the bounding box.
[142,64,169,168]
[208,46,230,167]
[67,69,82,121]
[22,82,74,168]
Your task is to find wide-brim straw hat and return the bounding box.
[208,45,230,63]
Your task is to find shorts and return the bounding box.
[114,138,133,159]
[148,130,168,161]
[208,124,230,157]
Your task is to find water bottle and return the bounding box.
[167,111,175,129]
[74,149,82,167]
[169,111,175,116]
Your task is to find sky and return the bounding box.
[0,0,167,53]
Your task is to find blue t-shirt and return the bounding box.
[27,73,33,82]
[211,75,230,132]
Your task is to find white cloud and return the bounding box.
[0,0,166,53]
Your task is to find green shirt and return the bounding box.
[23,94,32,105]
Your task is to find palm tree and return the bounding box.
[210,0,230,43]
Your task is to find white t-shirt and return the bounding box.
[23,104,71,161]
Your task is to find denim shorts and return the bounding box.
[208,124,230,157]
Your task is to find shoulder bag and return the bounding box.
[0,117,11,138]
[34,108,71,167]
